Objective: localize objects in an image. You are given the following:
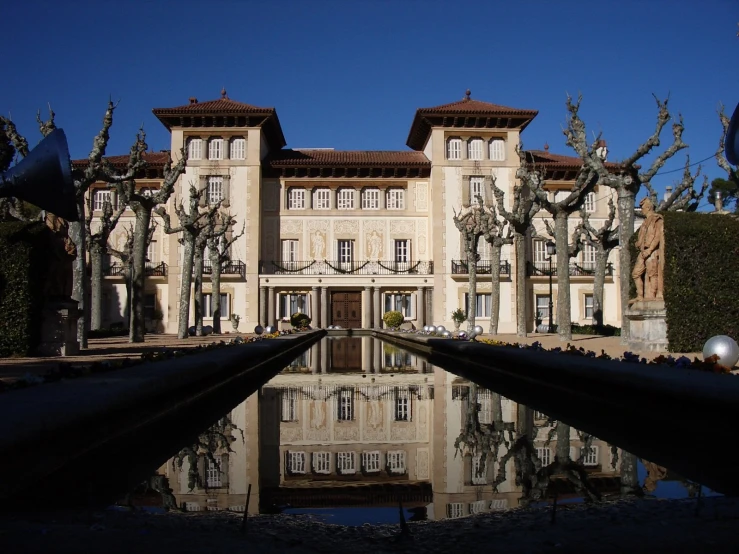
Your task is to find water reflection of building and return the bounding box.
[159,339,623,518]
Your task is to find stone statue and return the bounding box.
[630,197,664,304]
[367,231,382,260]
[311,232,325,259]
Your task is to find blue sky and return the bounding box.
[2,0,736,206]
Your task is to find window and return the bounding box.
[314,188,331,210]
[279,293,308,320]
[470,500,488,514]
[230,138,246,160]
[93,189,112,210]
[468,138,484,160]
[362,451,381,473]
[536,295,550,322]
[207,176,224,205]
[584,294,594,320]
[386,188,405,210]
[489,138,505,161]
[337,240,354,264]
[203,293,230,318]
[447,503,464,518]
[385,293,412,318]
[337,452,356,474]
[554,190,569,204]
[478,393,493,425]
[584,192,596,212]
[447,138,462,160]
[362,188,380,209]
[581,244,596,271]
[337,188,355,210]
[387,451,406,474]
[281,389,297,421]
[205,456,223,488]
[188,138,202,160]
[537,447,551,466]
[287,451,306,474]
[394,240,409,263]
[471,453,488,485]
[464,293,492,318]
[208,138,223,160]
[313,452,331,474]
[580,445,599,466]
[394,393,410,421]
[470,176,485,202]
[146,240,158,264]
[288,187,305,209]
[281,239,299,263]
[140,187,154,197]
[337,389,354,421]
[533,239,550,270]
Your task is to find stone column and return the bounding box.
[362,287,372,328]
[362,336,372,374]
[222,136,230,160]
[416,287,425,328]
[373,335,382,373]
[320,338,328,373]
[373,286,382,328]
[311,341,319,374]
[311,286,319,327]
[267,287,275,327]
[259,286,267,326]
[321,286,329,328]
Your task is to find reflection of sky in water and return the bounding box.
[283,507,420,526]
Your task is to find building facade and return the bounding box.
[88,89,622,333]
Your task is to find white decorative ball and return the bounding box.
[422,325,429,332]
[441,330,451,338]
[436,325,446,334]
[703,335,739,368]
[264,325,275,334]
[473,325,484,336]
[457,331,468,340]
[428,326,437,333]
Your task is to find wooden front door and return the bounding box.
[330,337,362,372]
[331,291,362,328]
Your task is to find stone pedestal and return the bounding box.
[36,299,80,356]
[625,300,668,352]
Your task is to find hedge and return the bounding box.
[663,212,739,352]
[0,222,50,356]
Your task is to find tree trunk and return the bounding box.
[193,246,204,336]
[514,233,527,337]
[555,422,571,462]
[177,234,195,339]
[69,196,88,347]
[210,247,222,334]
[554,211,572,341]
[90,243,104,331]
[617,189,636,343]
[124,263,132,328]
[592,249,608,327]
[488,245,502,335]
[491,392,503,423]
[129,206,151,343]
[466,238,478,333]
[619,451,641,496]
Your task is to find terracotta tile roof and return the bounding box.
[152,97,274,115]
[266,149,431,168]
[71,151,170,169]
[417,96,538,118]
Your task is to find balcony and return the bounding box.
[259,260,434,276]
[527,261,614,277]
[103,262,167,277]
[451,260,511,276]
[203,260,246,279]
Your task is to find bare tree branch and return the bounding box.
[36,104,57,138]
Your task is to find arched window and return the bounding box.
[229,137,246,160]
[187,138,202,160]
[489,138,505,161]
[447,138,462,160]
[468,138,484,160]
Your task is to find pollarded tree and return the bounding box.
[491,167,541,337]
[453,198,485,332]
[563,94,688,342]
[112,139,187,343]
[155,185,222,339]
[206,213,243,335]
[479,199,513,335]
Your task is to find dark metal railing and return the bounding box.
[527,261,614,277]
[259,260,434,276]
[451,260,511,276]
[203,259,246,278]
[103,261,167,277]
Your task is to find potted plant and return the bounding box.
[451,308,466,331]
[290,312,311,330]
[383,310,404,329]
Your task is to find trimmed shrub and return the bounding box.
[290,312,311,329]
[0,222,50,356]
[662,212,739,352]
[383,310,404,329]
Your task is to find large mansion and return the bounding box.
[87,89,622,334]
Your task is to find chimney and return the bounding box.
[189,97,198,104]
[663,186,673,203]
[715,190,724,212]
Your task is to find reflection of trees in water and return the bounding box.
[172,414,244,492]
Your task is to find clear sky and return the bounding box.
[2,0,737,206]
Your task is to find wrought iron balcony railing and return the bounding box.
[260,260,434,276]
[103,261,167,277]
[451,260,511,276]
[527,261,614,277]
[203,260,246,278]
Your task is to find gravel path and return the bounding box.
[2,497,738,553]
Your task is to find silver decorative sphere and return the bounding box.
[468,330,478,340]
[436,325,446,334]
[473,325,484,336]
[457,331,468,340]
[703,335,739,368]
[254,325,264,335]
[264,325,276,334]
[428,325,437,333]
[334,325,342,330]
[441,330,451,338]
[422,325,429,332]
